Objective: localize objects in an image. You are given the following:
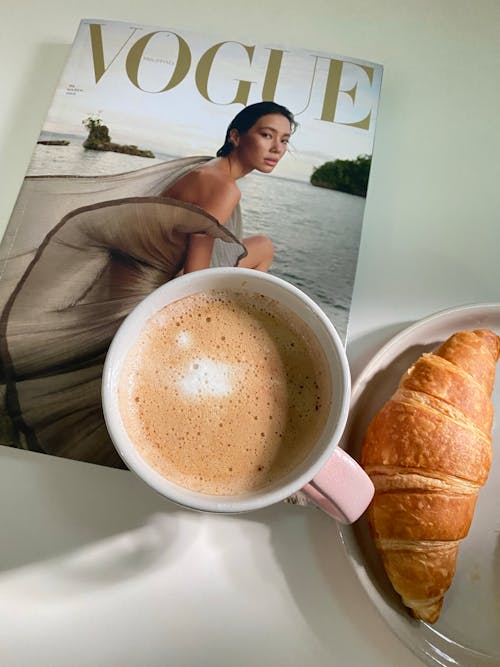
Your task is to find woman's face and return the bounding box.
[230,113,291,173]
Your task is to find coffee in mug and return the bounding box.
[103,267,374,522]
[118,288,332,496]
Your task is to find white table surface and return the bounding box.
[1,2,499,666]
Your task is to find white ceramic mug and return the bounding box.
[102,267,374,523]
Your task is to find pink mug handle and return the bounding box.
[301,448,374,524]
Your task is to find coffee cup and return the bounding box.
[102,267,373,523]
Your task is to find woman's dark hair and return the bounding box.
[216,101,296,157]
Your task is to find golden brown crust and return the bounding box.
[400,354,494,433]
[378,540,458,624]
[361,398,492,485]
[368,490,477,541]
[360,328,500,623]
[434,329,500,394]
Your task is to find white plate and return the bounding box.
[338,303,500,667]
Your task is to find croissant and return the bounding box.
[360,329,500,623]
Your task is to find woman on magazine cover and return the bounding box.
[0,101,296,466]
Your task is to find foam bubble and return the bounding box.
[178,357,239,398]
[176,331,191,348]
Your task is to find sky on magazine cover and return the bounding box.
[44,21,383,182]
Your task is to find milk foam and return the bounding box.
[176,331,191,348]
[178,357,240,398]
[118,289,332,495]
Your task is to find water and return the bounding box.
[239,174,364,337]
[28,135,168,176]
[26,139,365,340]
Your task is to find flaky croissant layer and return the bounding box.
[361,329,500,623]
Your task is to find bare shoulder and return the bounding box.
[193,167,240,200]
[164,163,240,224]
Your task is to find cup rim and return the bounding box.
[102,267,351,513]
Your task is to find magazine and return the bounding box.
[0,18,383,468]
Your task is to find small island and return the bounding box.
[37,139,70,146]
[82,116,155,158]
[310,155,371,197]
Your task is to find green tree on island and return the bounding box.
[310,155,371,197]
[82,115,112,147]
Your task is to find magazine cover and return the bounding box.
[0,18,383,468]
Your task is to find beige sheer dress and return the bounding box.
[0,156,246,466]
